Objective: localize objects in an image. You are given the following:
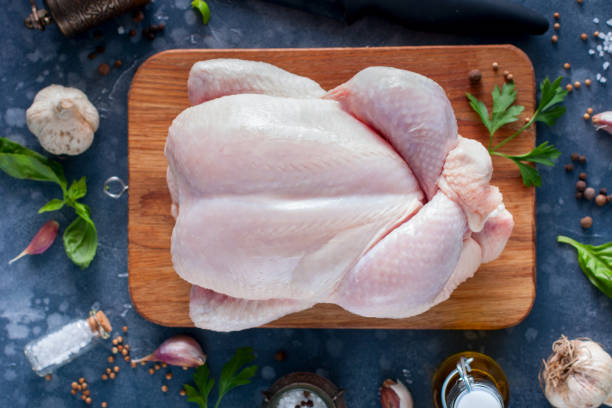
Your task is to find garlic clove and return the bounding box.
[380,378,413,408]
[132,335,206,367]
[592,111,612,135]
[26,84,99,156]
[9,220,59,264]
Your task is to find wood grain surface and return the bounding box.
[128,46,536,330]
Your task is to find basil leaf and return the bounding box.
[38,198,65,214]
[63,215,97,269]
[0,137,67,191]
[67,176,87,201]
[557,236,612,299]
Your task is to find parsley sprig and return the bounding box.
[185,347,258,408]
[466,77,567,187]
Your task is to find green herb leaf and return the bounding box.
[539,77,568,113]
[185,364,215,408]
[466,92,492,134]
[557,236,612,299]
[38,199,65,214]
[513,160,541,187]
[67,176,87,201]
[63,214,97,269]
[535,105,566,126]
[191,0,210,24]
[506,141,561,166]
[0,137,67,191]
[490,83,524,134]
[214,347,257,408]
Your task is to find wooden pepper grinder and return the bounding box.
[25,0,151,36]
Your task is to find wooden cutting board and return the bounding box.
[128,46,536,330]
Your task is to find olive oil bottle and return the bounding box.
[432,352,509,408]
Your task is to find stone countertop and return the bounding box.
[1,0,611,407]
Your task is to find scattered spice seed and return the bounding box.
[594,31,600,38]
[154,364,161,371]
[106,368,112,374]
[577,0,583,4]
[492,62,499,70]
[122,326,128,333]
[71,389,77,396]
[72,382,79,389]
[566,84,573,92]
[503,70,509,77]
[131,362,137,368]
[180,389,186,396]
[149,368,155,375]
[585,79,592,86]
[112,347,118,354]
[576,180,587,191]
[587,107,593,114]
[165,372,173,380]
[109,372,116,380]
[141,362,146,366]
[79,378,85,384]
[161,362,167,368]
[108,356,114,363]
[580,216,593,229]
[117,345,123,352]
[82,383,88,390]
[101,403,108,408]
[574,81,581,89]
[554,12,560,19]
[554,22,560,30]
[161,385,168,393]
[579,172,588,180]
[571,153,580,161]
[122,349,128,356]
[117,336,123,343]
[125,345,130,351]
[506,74,514,82]
[182,366,188,370]
[132,10,144,23]
[274,350,287,361]
[101,374,108,381]
[576,191,583,200]
[98,63,110,76]
[563,62,571,70]
[579,155,587,164]
[113,366,120,373]
[564,163,574,172]
[86,397,92,404]
[114,60,123,68]
[595,194,607,206]
[45,374,52,381]
[83,390,90,396]
[468,69,482,84]
[124,356,131,362]
[81,395,87,401]
[112,339,118,346]
[584,187,596,200]
[88,52,97,60]
[552,35,559,43]
[600,188,608,195]
[584,113,591,120]
[581,33,588,40]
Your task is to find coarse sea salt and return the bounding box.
[607,19,612,27]
[589,49,596,55]
[276,388,328,408]
[604,61,610,70]
[594,17,600,24]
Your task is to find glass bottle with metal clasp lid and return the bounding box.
[432,352,509,408]
[24,307,112,376]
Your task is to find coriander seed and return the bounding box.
[584,113,591,120]
[579,172,588,180]
[574,81,581,88]
[587,107,593,114]
[492,62,499,70]
[563,62,571,70]
[595,194,607,206]
[585,79,592,86]
[594,31,600,38]
[553,12,560,19]
[565,84,573,92]
[552,35,558,43]
[161,385,168,392]
[581,33,588,40]
[554,22,560,30]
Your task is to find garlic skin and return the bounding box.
[540,336,612,408]
[380,378,413,408]
[26,85,99,156]
[132,335,206,367]
[592,111,612,135]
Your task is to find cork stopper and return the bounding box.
[87,310,112,337]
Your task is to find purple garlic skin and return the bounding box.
[134,335,206,367]
[380,378,413,408]
[592,111,612,135]
[9,220,59,264]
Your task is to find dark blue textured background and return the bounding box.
[1,0,611,407]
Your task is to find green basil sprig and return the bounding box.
[558,235,612,299]
[0,138,97,268]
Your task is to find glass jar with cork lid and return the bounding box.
[24,308,112,376]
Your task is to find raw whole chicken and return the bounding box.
[165,59,514,332]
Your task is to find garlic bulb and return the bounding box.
[26,84,99,156]
[540,335,612,408]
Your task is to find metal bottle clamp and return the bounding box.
[441,357,474,408]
